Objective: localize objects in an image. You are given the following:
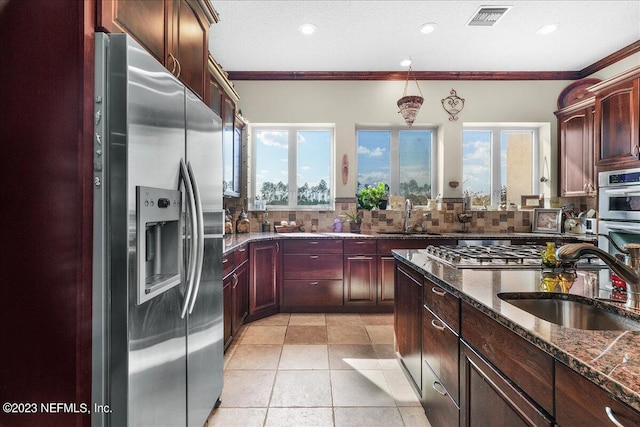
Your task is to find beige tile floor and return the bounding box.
[206,313,432,427]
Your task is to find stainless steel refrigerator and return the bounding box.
[93,33,224,427]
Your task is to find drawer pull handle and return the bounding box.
[309,255,319,259]
[238,248,246,252]
[432,381,448,396]
[431,287,446,297]
[605,407,625,427]
[309,241,319,244]
[431,319,446,331]
[223,258,229,264]
[309,281,319,285]
[355,241,366,244]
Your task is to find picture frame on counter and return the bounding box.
[520,194,543,210]
[532,208,562,233]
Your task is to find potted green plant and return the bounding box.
[341,209,362,233]
[357,183,389,210]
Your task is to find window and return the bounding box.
[462,127,539,208]
[251,125,334,210]
[357,127,435,204]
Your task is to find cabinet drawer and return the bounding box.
[424,280,460,333]
[283,280,343,306]
[461,302,553,416]
[283,254,343,279]
[222,251,235,277]
[423,306,459,404]
[556,362,640,427]
[283,239,343,254]
[422,361,460,427]
[235,245,248,265]
[344,239,377,254]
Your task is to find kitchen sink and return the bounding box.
[376,231,441,236]
[498,292,640,331]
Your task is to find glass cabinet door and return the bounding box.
[223,97,240,197]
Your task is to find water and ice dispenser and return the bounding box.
[136,186,182,304]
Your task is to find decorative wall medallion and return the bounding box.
[342,154,349,185]
[441,89,465,121]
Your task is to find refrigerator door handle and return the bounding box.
[180,159,198,319]
[186,161,205,315]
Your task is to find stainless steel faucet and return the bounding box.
[403,199,413,232]
[556,243,640,310]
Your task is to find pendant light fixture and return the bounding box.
[397,64,424,127]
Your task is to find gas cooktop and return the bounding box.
[421,244,603,269]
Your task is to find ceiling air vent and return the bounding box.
[467,6,512,26]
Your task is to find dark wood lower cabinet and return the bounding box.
[283,279,343,306]
[394,263,423,394]
[344,254,377,305]
[231,259,248,335]
[555,361,640,426]
[460,342,553,427]
[422,361,460,427]
[222,273,233,349]
[378,255,396,305]
[461,301,554,416]
[422,306,459,404]
[249,241,280,320]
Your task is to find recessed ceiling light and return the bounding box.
[298,23,317,35]
[537,23,559,35]
[400,59,413,67]
[419,23,438,34]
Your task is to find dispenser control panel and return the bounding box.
[136,186,182,305]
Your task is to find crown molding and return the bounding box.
[226,40,640,82]
[227,70,580,81]
[578,40,640,78]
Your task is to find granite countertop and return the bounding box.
[223,231,597,253]
[392,248,640,412]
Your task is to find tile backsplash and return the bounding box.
[223,196,597,235]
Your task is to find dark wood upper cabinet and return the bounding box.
[169,0,210,98]
[97,0,218,101]
[556,99,596,197]
[97,0,167,63]
[590,66,640,171]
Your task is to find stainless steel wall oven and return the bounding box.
[598,168,640,299]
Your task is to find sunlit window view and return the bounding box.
[253,127,333,209]
[463,128,537,208]
[357,128,434,204]
[357,130,390,188]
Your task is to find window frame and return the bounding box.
[249,123,336,211]
[462,126,540,208]
[356,125,437,200]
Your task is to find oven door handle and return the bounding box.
[604,224,640,234]
[603,189,640,197]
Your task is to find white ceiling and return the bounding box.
[208,0,640,73]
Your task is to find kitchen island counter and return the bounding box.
[392,248,640,412]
